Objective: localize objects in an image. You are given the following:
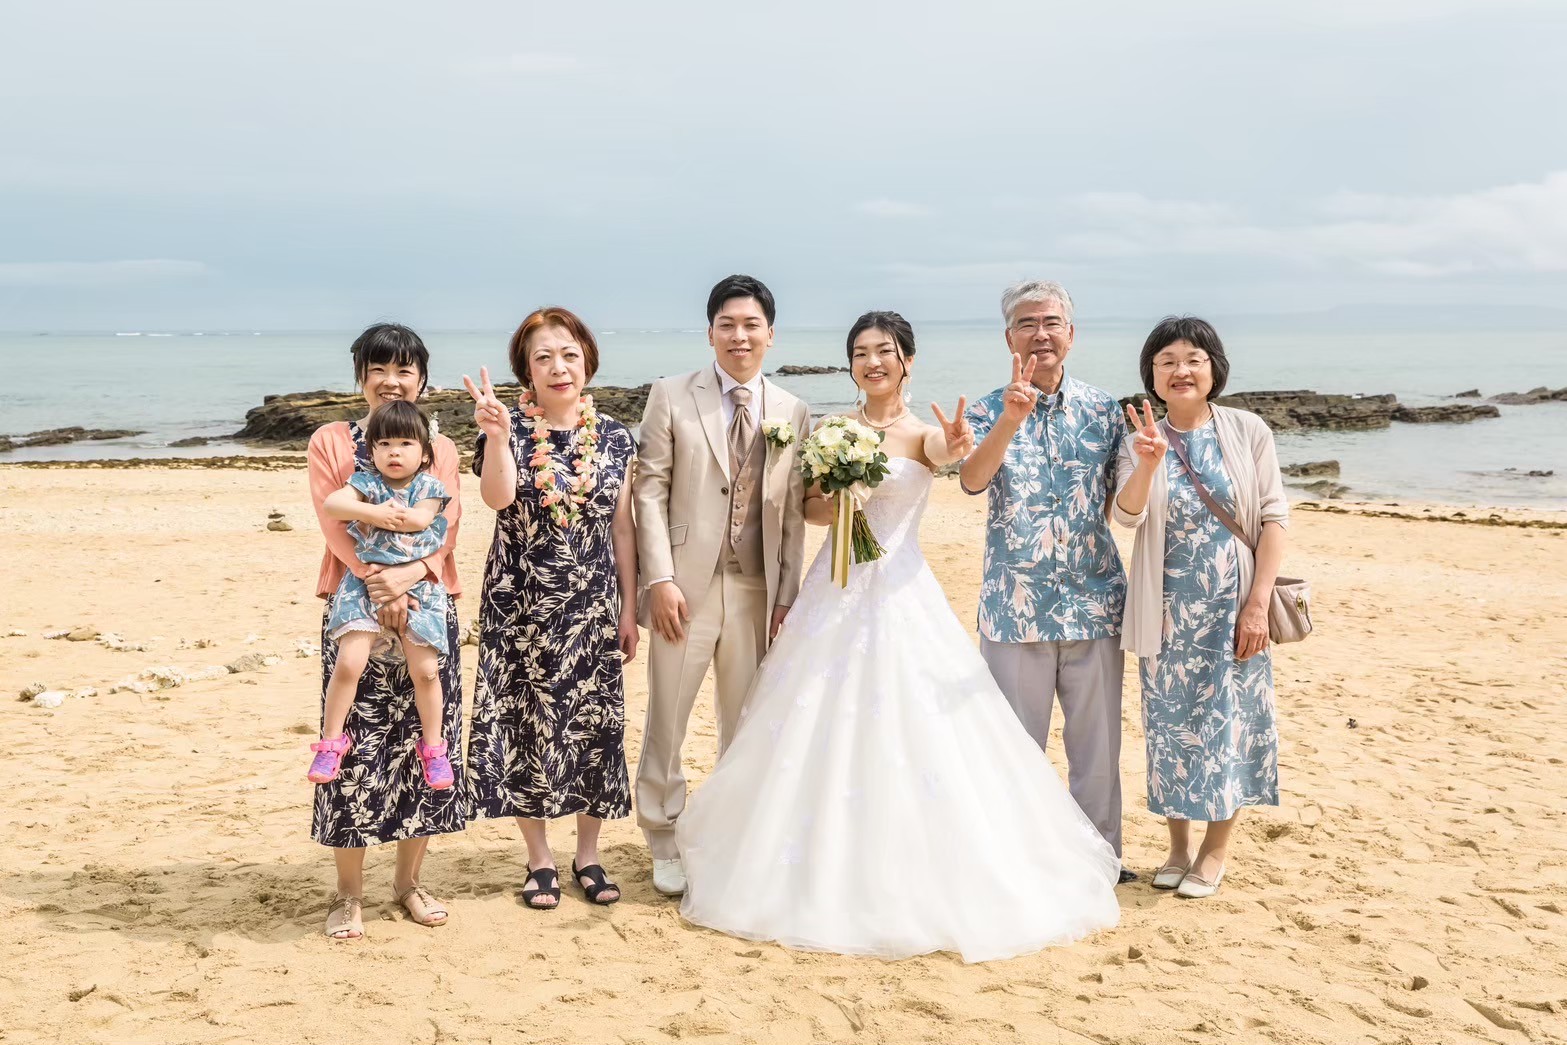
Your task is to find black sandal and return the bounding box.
[572,861,621,906]
[520,867,560,910]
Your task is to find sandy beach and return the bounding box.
[4,462,1566,1045]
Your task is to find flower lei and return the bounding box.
[522,390,600,527]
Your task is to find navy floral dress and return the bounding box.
[311,422,468,848]
[1140,421,1278,821]
[466,410,636,821]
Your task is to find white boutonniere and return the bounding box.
[761,419,795,449]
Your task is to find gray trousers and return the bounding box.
[980,635,1125,858]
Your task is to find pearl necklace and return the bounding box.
[857,405,909,431]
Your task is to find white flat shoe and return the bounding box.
[652,857,687,897]
[1175,867,1225,899]
[1152,861,1193,890]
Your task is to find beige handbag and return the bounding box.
[1167,431,1313,644]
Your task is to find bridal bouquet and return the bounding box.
[798,417,892,587]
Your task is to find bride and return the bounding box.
[676,312,1121,963]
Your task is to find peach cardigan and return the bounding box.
[306,421,463,600]
[1112,405,1287,658]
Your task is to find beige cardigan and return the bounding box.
[1112,405,1289,658]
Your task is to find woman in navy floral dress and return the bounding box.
[463,307,640,910]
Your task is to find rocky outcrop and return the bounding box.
[0,426,144,452]
[1282,460,1340,479]
[1490,386,1567,405]
[234,384,653,450]
[1296,479,1350,499]
[1454,389,1481,398]
[1212,391,1399,431]
[1392,404,1501,424]
[772,364,850,376]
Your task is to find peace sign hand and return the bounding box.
[930,396,974,459]
[1002,352,1040,423]
[462,366,511,441]
[1124,399,1168,465]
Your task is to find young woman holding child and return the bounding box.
[305,323,467,940]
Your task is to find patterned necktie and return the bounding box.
[728,385,755,473]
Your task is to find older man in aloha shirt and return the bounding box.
[964,372,1129,862]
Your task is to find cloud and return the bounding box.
[0,260,211,288]
[856,199,931,219]
[1052,172,1567,277]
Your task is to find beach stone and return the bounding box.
[1490,385,1567,405]
[0,426,144,451]
[43,629,71,640]
[1392,404,1500,424]
[32,690,67,709]
[71,687,98,699]
[168,436,211,447]
[772,364,850,376]
[295,639,320,658]
[65,627,100,642]
[5,628,26,637]
[227,652,280,674]
[1282,460,1340,479]
[1121,390,1401,431]
[1298,480,1349,499]
[267,517,294,532]
[1454,389,1481,398]
[233,382,652,450]
[19,682,48,700]
[460,620,480,647]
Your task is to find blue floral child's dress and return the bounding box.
[325,469,451,655]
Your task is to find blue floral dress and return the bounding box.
[325,469,451,653]
[1140,421,1278,821]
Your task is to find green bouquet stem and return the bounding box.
[850,508,884,564]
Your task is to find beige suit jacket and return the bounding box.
[634,366,812,629]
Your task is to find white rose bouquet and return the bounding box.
[798,416,892,587]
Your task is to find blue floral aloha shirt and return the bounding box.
[963,373,1128,643]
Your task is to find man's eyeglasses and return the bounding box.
[1011,318,1068,336]
[1152,356,1211,373]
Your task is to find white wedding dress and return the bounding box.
[677,458,1121,963]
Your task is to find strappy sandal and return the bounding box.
[394,883,449,926]
[324,894,363,939]
[520,867,560,910]
[572,861,621,906]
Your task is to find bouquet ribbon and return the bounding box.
[830,490,855,588]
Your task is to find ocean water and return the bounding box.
[1,323,1563,508]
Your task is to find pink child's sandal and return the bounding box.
[307,732,353,783]
[417,738,454,790]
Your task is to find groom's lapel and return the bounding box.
[691,366,732,482]
[760,377,791,478]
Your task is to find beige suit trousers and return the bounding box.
[636,565,769,860]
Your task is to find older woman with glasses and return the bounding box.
[1112,316,1289,899]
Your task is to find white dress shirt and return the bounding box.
[714,362,765,429]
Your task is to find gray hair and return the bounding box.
[1000,280,1074,326]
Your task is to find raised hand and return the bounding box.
[1001,353,1040,423]
[931,396,974,459]
[1124,399,1168,465]
[462,366,510,441]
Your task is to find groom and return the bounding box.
[634,274,812,896]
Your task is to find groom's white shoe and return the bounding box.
[652,857,688,897]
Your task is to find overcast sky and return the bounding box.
[3,0,1565,330]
